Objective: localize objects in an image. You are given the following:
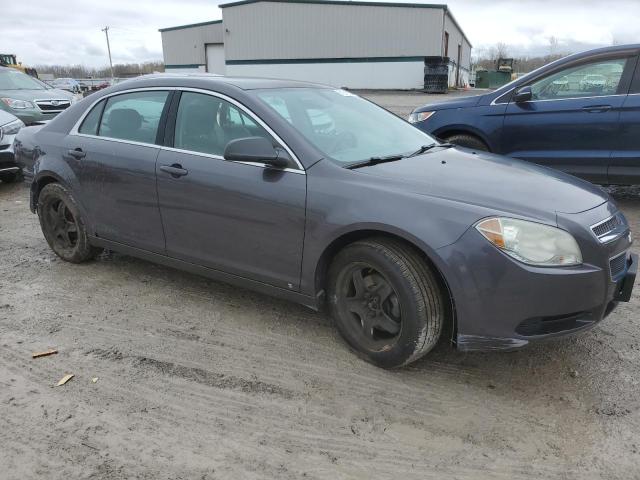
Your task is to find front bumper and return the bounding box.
[7,108,61,126]
[0,133,19,173]
[437,202,635,352]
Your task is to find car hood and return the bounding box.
[355,147,608,219]
[413,94,485,113]
[0,88,73,101]
[0,108,18,125]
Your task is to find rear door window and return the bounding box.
[98,91,170,144]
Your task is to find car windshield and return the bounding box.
[254,88,436,165]
[0,69,49,90]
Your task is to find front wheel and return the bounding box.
[327,238,445,368]
[37,183,102,263]
[445,133,489,151]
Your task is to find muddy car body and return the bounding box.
[14,74,637,367]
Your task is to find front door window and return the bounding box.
[529,58,629,100]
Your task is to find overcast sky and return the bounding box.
[2,0,639,68]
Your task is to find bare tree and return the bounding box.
[33,61,165,79]
[473,42,569,74]
[495,42,509,60]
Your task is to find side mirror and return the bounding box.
[513,86,532,103]
[224,136,289,169]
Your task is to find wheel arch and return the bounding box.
[313,229,456,339]
[432,126,493,151]
[30,171,68,213]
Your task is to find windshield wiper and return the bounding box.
[406,142,455,158]
[345,154,405,170]
[345,142,455,170]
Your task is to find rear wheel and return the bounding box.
[327,238,445,368]
[445,133,489,151]
[37,183,102,263]
[0,172,18,183]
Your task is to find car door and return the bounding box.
[611,54,640,184]
[155,90,306,290]
[69,89,171,253]
[501,55,635,183]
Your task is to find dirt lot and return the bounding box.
[1,91,640,479]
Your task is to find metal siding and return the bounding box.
[444,12,471,70]
[161,23,224,66]
[226,61,425,89]
[222,1,444,61]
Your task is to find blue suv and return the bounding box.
[409,44,640,185]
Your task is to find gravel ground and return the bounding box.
[1,91,639,479]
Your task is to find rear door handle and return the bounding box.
[582,105,612,113]
[160,164,188,178]
[68,148,86,159]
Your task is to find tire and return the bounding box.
[37,183,102,263]
[0,172,18,183]
[327,237,445,368]
[445,133,489,151]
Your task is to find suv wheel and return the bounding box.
[445,133,489,151]
[327,238,445,368]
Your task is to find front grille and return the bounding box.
[35,99,71,112]
[609,251,628,280]
[592,214,621,238]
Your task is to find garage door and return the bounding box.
[206,44,225,74]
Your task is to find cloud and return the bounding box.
[4,0,640,68]
[3,0,223,67]
[84,44,105,57]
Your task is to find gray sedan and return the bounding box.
[13,74,637,368]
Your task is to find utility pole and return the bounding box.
[102,26,114,79]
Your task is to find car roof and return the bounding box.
[111,73,332,91]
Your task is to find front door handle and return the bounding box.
[582,105,612,113]
[160,164,188,178]
[68,148,86,159]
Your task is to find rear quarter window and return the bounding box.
[78,99,105,135]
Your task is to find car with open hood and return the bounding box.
[13,74,636,368]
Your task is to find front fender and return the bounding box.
[299,161,496,296]
[419,104,508,152]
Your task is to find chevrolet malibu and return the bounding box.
[14,74,637,368]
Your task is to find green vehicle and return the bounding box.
[0,66,76,125]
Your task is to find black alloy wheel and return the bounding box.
[327,237,445,368]
[335,263,403,351]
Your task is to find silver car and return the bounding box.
[0,66,75,125]
[0,108,24,182]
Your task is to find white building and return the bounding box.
[159,0,472,90]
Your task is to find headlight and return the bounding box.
[476,217,582,266]
[0,119,24,141]
[1,97,35,110]
[408,111,435,123]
